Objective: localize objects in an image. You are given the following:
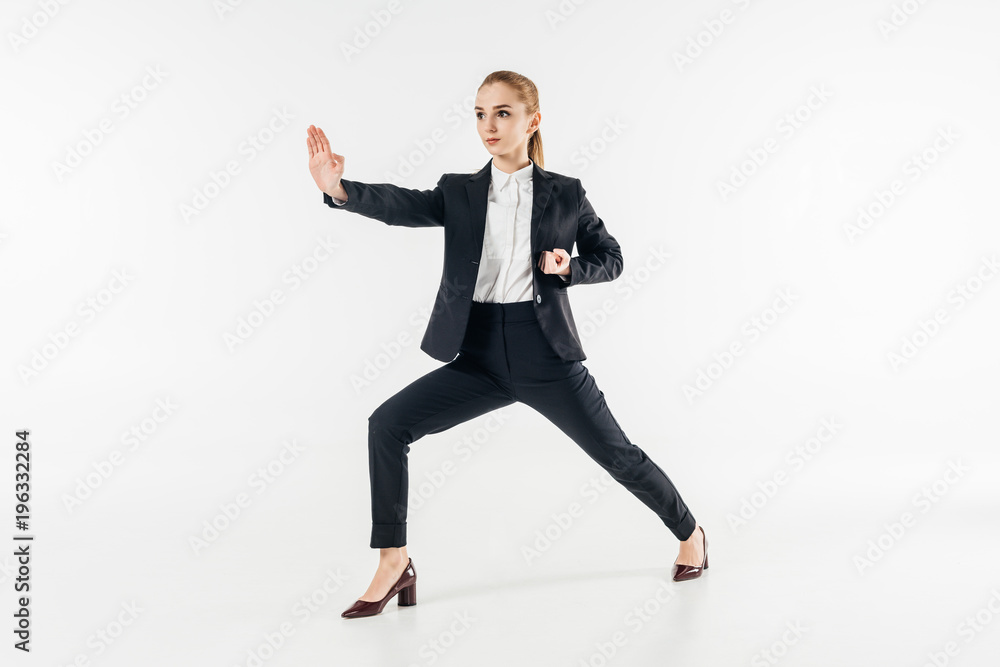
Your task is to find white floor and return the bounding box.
[6,1,1000,664]
[23,406,1000,666]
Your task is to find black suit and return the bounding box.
[323,159,696,549]
[323,158,622,362]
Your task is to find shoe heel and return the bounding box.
[398,582,416,606]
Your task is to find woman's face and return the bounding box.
[475,82,540,160]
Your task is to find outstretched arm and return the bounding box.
[323,176,446,229]
[307,124,445,228]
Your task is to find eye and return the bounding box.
[498,110,510,117]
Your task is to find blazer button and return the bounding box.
[535,295,541,303]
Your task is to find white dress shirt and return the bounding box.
[329,158,569,304]
[473,158,535,303]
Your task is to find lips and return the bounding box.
[486,138,499,143]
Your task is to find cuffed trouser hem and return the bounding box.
[371,523,406,548]
[669,509,698,542]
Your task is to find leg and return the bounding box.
[352,354,514,604]
[367,353,516,548]
[519,365,698,542]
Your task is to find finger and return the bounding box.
[317,127,332,154]
[309,125,324,154]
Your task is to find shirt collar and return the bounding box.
[491,158,533,193]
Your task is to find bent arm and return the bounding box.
[565,180,623,287]
[322,175,447,228]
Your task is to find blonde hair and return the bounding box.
[478,70,544,169]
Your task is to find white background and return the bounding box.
[2,0,999,665]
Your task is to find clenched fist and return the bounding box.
[538,248,571,277]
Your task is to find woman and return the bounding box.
[306,70,707,619]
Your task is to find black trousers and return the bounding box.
[366,299,697,548]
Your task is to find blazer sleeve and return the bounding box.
[566,180,624,287]
[321,174,447,228]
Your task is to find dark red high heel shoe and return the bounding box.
[672,526,708,582]
[341,558,417,618]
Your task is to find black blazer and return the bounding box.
[322,158,623,362]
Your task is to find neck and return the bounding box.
[492,154,531,174]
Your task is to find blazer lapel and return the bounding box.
[465,158,556,261]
